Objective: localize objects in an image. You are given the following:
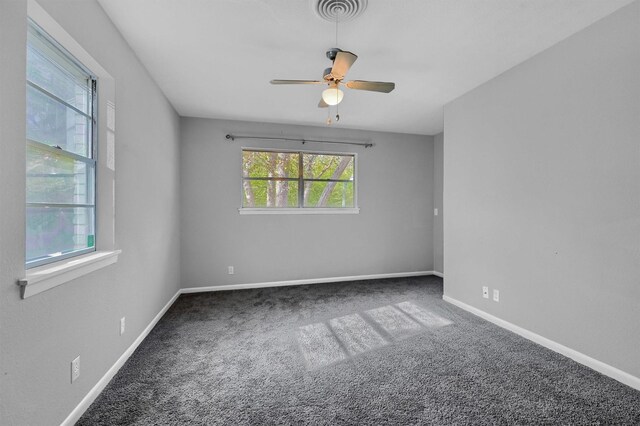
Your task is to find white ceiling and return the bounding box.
[97,0,633,135]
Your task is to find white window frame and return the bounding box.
[239,147,360,215]
[19,0,120,299]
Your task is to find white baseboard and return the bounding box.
[61,289,182,426]
[181,271,438,293]
[443,295,640,391]
[431,271,444,278]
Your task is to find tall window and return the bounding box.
[26,20,97,268]
[242,150,355,209]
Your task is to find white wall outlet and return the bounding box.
[482,286,489,299]
[228,266,234,275]
[493,289,500,302]
[434,208,439,216]
[71,356,80,383]
[120,317,126,335]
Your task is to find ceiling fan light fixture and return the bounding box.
[322,87,344,105]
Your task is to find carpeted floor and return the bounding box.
[78,277,640,425]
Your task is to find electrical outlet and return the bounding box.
[228,266,234,275]
[482,286,489,299]
[493,289,500,302]
[434,208,439,216]
[71,356,80,383]
[120,317,126,335]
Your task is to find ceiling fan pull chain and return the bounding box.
[336,82,340,121]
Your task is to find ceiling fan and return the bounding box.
[270,47,395,110]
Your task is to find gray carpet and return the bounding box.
[78,277,640,425]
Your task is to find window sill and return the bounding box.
[18,250,121,299]
[239,208,360,215]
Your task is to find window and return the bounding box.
[19,3,118,299]
[242,150,356,210]
[25,20,97,268]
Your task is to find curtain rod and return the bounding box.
[225,134,373,148]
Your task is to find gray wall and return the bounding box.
[444,1,640,378]
[180,118,434,288]
[0,1,182,425]
[433,132,444,274]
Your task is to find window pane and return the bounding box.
[243,151,299,179]
[27,85,91,157]
[243,179,299,208]
[27,143,94,205]
[303,181,354,208]
[26,206,95,264]
[27,22,91,114]
[303,153,354,180]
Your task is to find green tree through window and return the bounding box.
[242,150,355,208]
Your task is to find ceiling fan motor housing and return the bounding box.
[326,47,342,61]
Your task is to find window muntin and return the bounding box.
[242,149,356,209]
[26,20,97,268]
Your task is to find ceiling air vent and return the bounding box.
[312,0,368,23]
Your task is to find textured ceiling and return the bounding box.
[97,0,634,135]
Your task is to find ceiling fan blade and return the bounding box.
[318,98,329,108]
[345,80,395,93]
[329,51,358,80]
[270,80,323,85]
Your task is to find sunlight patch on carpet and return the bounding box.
[365,305,422,338]
[395,301,453,327]
[297,322,347,369]
[297,301,454,370]
[329,313,388,355]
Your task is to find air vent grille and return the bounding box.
[312,0,368,23]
